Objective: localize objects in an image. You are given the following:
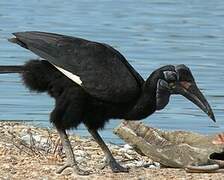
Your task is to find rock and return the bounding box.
[76,156,85,163]
[21,134,50,150]
[148,165,157,169]
[31,171,39,177]
[119,144,135,154]
[10,169,17,174]
[114,121,224,168]
[124,144,133,150]
[73,150,89,163]
[74,149,87,157]
[40,177,49,180]
[153,162,160,168]
[20,134,30,143]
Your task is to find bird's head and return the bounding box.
[154,64,215,122]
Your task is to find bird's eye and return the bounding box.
[158,79,169,89]
[163,71,177,83]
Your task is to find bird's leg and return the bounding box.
[55,128,89,175]
[87,128,129,173]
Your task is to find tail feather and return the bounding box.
[0,60,61,93]
[0,65,24,74]
[0,59,66,94]
[21,60,62,92]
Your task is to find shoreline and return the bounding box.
[0,121,223,180]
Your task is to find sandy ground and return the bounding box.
[0,121,223,180]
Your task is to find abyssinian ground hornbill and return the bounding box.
[0,31,215,175]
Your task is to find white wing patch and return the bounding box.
[52,64,82,86]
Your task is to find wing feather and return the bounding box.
[11,31,144,103]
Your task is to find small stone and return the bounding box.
[3,164,11,170]
[3,125,10,129]
[41,176,49,180]
[153,162,160,167]
[31,171,39,177]
[76,156,85,163]
[124,144,133,150]
[118,144,135,154]
[74,150,87,157]
[135,160,145,167]
[10,170,17,174]
[20,134,31,144]
[148,165,157,169]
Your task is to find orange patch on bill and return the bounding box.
[180,81,191,90]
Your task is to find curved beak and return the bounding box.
[172,81,216,122]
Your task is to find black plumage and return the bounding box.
[0,31,215,175]
[12,32,144,103]
[21,59,154,130]
[10,32,160,131]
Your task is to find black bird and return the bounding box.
[0,31,215,175]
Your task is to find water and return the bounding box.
[0,0,224,143]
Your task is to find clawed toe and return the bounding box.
[102,158,129,173]
[75,167,90,176]
[112,166,129,173]
[56,163,90,176]
[110,161,129,173]
[56,163,71,174]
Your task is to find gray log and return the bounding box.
[114,121,223,168]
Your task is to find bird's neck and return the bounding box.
[124,70,160,120]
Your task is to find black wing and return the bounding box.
[10,31,144,103]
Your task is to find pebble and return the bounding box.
[118,144,135,154]
[123,144,133,150]
[40,177,49,180]
[76,156,85,163]
[74,149,87,157]
[10,170,17,174]
[21,134,50,150]
[3,125,10,129]
[148,165,157,169]
[31,171,39,177]
[153,162,160,168]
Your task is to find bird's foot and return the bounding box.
[56,162,90,176]
[101,158,129,173]
[110,160,129,173]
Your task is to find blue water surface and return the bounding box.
[0,0,224,143]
